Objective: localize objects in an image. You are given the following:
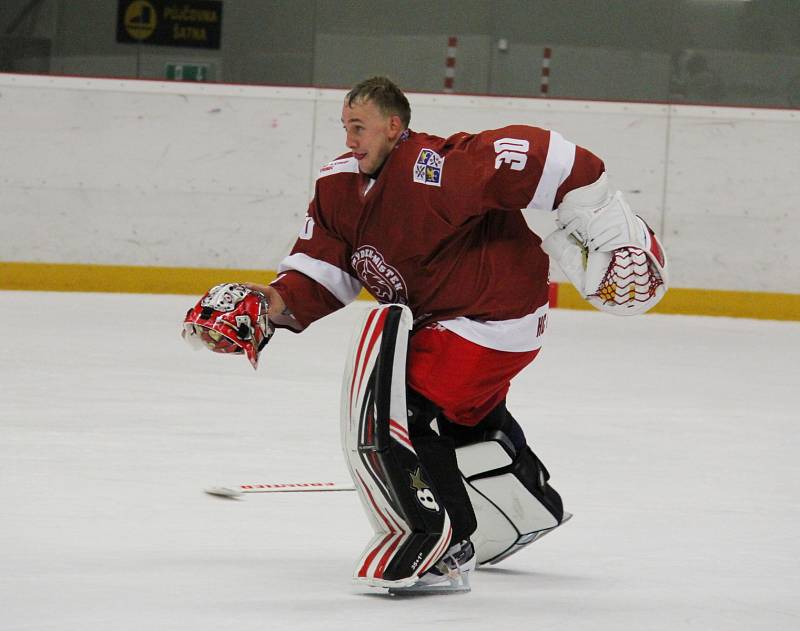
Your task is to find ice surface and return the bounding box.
[1,291,798,630]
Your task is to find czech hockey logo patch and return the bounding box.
[413,148,444,186]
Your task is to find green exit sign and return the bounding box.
[165,63,211,81]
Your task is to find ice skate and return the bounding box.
[388,540,476,595]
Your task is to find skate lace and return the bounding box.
[430,540,474,577]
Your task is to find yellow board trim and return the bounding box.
[1,261,798,321]
[554,283,800,322]
[0,261,278,296]
[0,261,377,301]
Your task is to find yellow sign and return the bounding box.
[124,1,157,41]
[118,0,222,49]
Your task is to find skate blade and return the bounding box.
[388,583,471,596]
[387,574,471,596]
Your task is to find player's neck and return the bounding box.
[367,161,385,181]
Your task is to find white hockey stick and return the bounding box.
[205,482,356,498]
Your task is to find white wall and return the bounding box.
[1,73,798,292]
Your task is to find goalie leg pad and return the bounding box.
[443,405,569,565]
[406,390,478,544]
[341,305,453,588]
[458,441,570,565]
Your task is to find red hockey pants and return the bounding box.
[406,324,539,427]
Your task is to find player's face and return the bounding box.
[341,98,403,175]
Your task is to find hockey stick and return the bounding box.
[204,482,356,498]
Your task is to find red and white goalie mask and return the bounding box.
[182,283,274,369]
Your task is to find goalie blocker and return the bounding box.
[342,304,570,589]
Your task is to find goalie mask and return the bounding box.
[182,283,274,369]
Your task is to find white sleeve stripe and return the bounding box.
[277,253,362,305]
[526,131,576,211]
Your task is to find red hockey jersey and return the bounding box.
[271,125,604,351]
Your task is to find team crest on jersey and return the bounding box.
[413,148,444,186]
[350,246,408,304]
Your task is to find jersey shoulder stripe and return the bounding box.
[526,130,576,211]
[318,156,358,180]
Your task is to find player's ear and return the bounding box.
[388,114,404,138]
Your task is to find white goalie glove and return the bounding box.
[542,173,668,316]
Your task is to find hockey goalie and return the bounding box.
[182,76,668,594]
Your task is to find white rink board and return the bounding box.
[0,76,317,269]
[665,106,800,292]
[1,73,799,291]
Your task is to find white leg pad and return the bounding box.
[340,304,453,587]
[457,441,566,565]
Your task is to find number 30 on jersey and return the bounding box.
[493,138,529,171]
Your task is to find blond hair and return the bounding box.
[346,76,411,128]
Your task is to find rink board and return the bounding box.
[2,73,800,298]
